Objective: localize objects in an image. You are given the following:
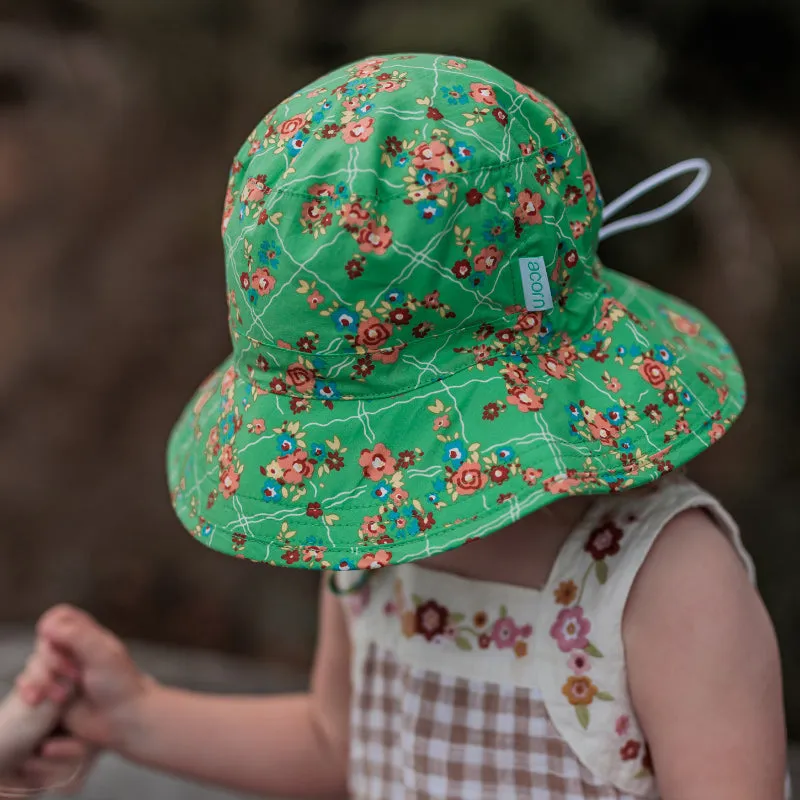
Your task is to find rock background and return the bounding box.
[0,0,798,752]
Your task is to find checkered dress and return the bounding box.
[333,477,761,799]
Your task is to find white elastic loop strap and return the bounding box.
[598,158,711,242]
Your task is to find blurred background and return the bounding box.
[0,0,798,796]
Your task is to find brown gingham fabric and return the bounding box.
[348,643,640,800]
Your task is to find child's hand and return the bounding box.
[2,736,96,797]
[16,605,154,750]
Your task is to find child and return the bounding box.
[12,54,787,799]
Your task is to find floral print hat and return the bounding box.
[167,53,744,571]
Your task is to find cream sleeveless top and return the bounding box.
[331,476,775,799]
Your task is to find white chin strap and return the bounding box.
[598,157,711,242]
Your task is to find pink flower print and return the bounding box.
[307,288,324,309]
[356,220,393,255]
[469,82,497,105]
[342,117,375,143]
[568,651,591,676]
[412,140,448,172]
[353,57,385,77]
[615,715,630,737]
[490,617,532,649]
[550,607,591,652]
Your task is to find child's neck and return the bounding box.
[418,496,596,591]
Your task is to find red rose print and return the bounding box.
[285,362,316,393]
[639,357,668,390]
[452,461,488,495]
[355,317,393,349]
[278,114,306,140]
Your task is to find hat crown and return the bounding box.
[222,54,604,401]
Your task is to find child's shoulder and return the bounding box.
[620,492,784,793]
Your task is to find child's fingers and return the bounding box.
[37,736,94,761]
[15,657,51,706]
[15,645,76,706]
[34,639,81,682]
[37,604,117,668]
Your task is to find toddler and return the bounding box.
[12,54,787,799]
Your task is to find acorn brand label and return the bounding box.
[518,256,554,312]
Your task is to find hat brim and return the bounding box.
[167,263,744,571]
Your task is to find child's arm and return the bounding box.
[624,509,786,800]
[18,577,351,798]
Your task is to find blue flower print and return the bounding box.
[310,442,327,459]
[417,168,439,187]
[200,522,214,538]
[482,215,508,244]
[315,380,341,401]
[618,438,634,452]
[453,141,474,162]
[504,183,517,202]
[219,413,236,444]
[258,240,282,268]
[495,446,515,463]
[579,331,604,354]
[542,148,566,172]
[418,200,442,223]
[394,151,410,168]
[443,441,467,467]
[321,100,333,112]
[538,320,555,347]
[388,507,420,539]
[427,477,447,505]
[440,85,468,105]
[680,389,694,405]
[312,110,325,124]
[287,134,307,157]
[333,308,358,332]
[261,479,283,503]
[247,288,258,305]
[276,433,297,455]
[343,76,377,97]
[357,101,375,116]
[654,346,675,365]
[606,405,625,427]
[469,272,486,288]
[384,288,405,305]
[565,403,582,423]
[372,481,391,500]
[615,344,627,358]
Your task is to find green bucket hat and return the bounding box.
[166,53,744,571]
